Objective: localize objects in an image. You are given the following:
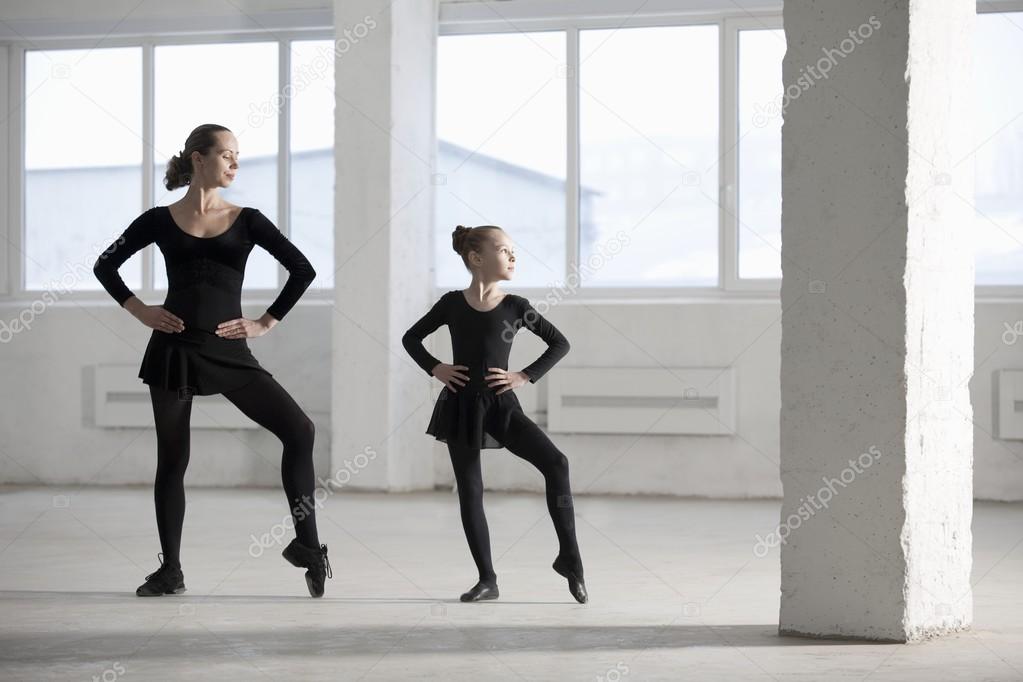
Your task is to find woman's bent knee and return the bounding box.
[549,452,570,478]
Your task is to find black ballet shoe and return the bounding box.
[459,580,499,602]
[136,553,186,597]
[552,555,587,604]
[282,539,332,598]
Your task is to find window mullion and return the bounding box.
[10,46,24,295]
[566,28,580,286]
[277,39,291,292]
[142,42,154,294]
[721,19,739,291]
[0,44,10,297]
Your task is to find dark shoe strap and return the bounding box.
[320,545,332,579]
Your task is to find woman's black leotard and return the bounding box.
[93,206,316,396]
[95,206,321,568]
[401,290,570,449]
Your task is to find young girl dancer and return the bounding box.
[402,225,587,604]
[93,124,332,598]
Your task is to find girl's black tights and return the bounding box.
[447,409,582,585]
[148,373,319,569]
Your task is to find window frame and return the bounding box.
[439,13,736,300]
[1,25,336,304]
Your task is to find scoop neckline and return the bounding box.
[165,205,246,240]
[458,289,510,313]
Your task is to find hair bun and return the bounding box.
[452,225,470,253]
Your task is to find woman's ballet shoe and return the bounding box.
[552,555,587,604]
[282,539,332,598]
[459,580,499,602]
[136,552,186,597]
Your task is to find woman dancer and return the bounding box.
[93,124,331,598]
[402,225,587,603]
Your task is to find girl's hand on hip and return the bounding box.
[216,317,269,339]
[486,367,528,395]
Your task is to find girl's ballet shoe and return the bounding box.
[552,555,587,604]
[460,580,499,602]
[136,552,186,597]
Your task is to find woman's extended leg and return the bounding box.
[149,384,194,570]
[500,410,583,576]
[221,373,319,549]
[447,441,498,586]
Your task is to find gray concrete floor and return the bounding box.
[0,485,1020,681]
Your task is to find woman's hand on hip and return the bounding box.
[432,363,469,392]
[133,303,185,334]
[486,367,528,395]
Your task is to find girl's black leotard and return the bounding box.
[93,205,316,396]
[401,290,570,449]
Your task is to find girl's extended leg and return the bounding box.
[447,441,497,585]
[221,373,320,549]
[500,410,583,575]
[149,384,193,569]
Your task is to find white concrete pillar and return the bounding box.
[779,0,975,641]
[332,0,437,491]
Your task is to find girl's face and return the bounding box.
[192,131,239,189]
[470,230,517,281]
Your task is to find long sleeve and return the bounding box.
[518,297,570,383]
[93,208,156,306]
[402,294,449,376]
[250,209,316,321]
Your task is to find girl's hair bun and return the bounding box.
[452,225,471,253]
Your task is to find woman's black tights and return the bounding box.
[447,409,582,585]
[148,373,319,569]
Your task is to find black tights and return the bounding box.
[447,409,582,585]
[148,373,319,569]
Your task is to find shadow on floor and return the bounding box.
[0,590,887,663]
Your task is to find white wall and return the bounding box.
[3,298,1020,500]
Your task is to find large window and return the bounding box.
[733,14,1023,286]
[437,9,1023,292]
[580,25,719,286]
[435,31,567,288]
[18,34,334,298]
[737,29,784,280]
[436,25,719,290]
[290,40,336,289]
[973,11,1023,285]
[24,47,142,291]
[11,8,1023,299]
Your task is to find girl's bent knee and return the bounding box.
[282,415,315,451]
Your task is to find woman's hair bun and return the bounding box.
[164,152,192,191]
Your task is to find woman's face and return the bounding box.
[470,230,516,281]
[192,131,239,188]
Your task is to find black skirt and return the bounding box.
[138,327,272,396]
[425,385,524,450]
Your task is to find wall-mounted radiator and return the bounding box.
[546,367,736,436]
[997,369,1023,440]
[94,365,259,429]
